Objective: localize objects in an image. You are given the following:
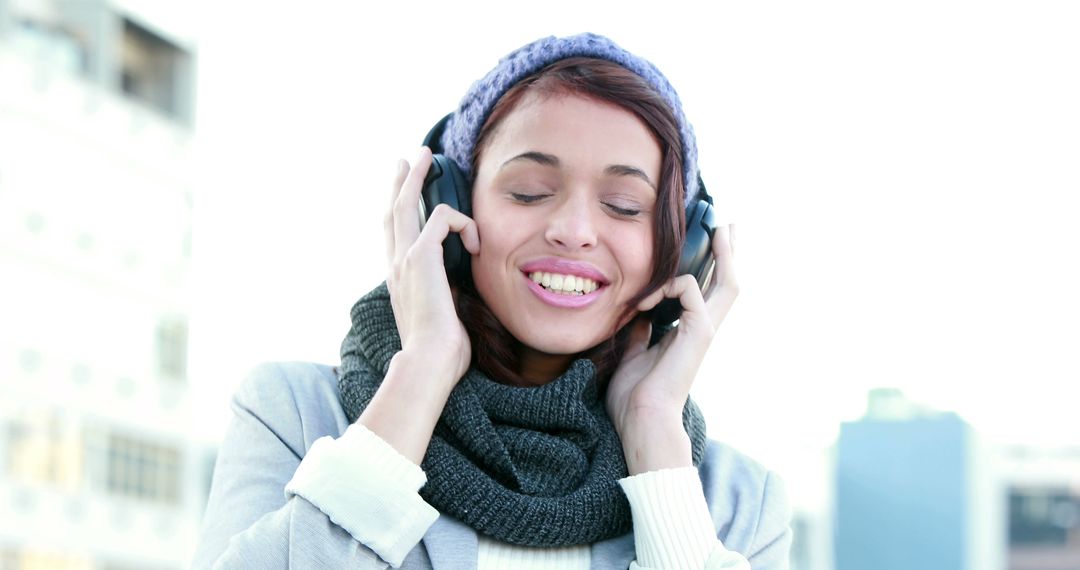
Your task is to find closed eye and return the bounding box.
[604,203,641,217]
[511,193,550,204]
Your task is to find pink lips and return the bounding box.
[520,258,609,309]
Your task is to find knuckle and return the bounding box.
[403,243,427,265]
[430,203,453,220]
[392,165,410,187]
[393,193,412,215]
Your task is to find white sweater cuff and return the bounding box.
[285,422,439,567]
[619,467,748,570]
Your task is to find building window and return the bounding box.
[121,249,140,269]
[120,18,189,121]
[9,17,86,73]
[75,231,95,251]
[105,433,181,505]
[0,548,95,570]
[114,376,136,398]
[18,349,42,373]
[156,317,188,382]
[100,560,174,570]
[70,363,91,385]
[182,230,192,260]
[4,409,83,490]
[25,212,45,233]
[1009,487,1079,546]
[0,548,17,569]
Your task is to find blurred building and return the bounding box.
[0,1,208,568]
[1000,445,1080,570]
[834,389,1004,570]
[781,443,835,570]
[790,504,833,570]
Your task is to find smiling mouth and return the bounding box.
[526,271,602,296]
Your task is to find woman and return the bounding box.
[194,33,791,569]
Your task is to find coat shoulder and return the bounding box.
[232,361,351,450]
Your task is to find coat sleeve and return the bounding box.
[744,471,794,570]
[191,363,437,569]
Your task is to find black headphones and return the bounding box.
[420,113,717,328]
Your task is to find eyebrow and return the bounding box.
[499,151,560,169]
[604,164,657,193]
[499,151,657,192]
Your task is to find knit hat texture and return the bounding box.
[441,32,701,204]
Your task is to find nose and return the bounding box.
[544,192,598,251]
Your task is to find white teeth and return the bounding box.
[527,271,601,295]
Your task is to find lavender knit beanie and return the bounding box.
[441,32,702,204]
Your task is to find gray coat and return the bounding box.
[192,362,792,569]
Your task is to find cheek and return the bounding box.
[472,191,512,243]
[613,225,655,284]
[470,201,524,286]
[473,206,515,261]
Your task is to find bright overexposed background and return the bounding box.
[189,0,1079,507]
[4,1,1078,568]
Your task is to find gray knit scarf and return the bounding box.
[339,283,707,547]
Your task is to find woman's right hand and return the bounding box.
[384,147,480,387]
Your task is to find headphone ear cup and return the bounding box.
[650,199,717,329]
[420,154,473,285]
[681,199,718,287]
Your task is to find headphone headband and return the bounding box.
[423,114,454,155]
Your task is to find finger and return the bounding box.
[389,158,410,209]
[384,159,410,265]
[635,286,667,312]
[664,274,708,321]
[704,225,739,326]
[412,203,480,257]
[705,224,736,296]
[657,274,712,347]
[392,147,434,263]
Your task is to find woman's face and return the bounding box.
[470,92,660,357]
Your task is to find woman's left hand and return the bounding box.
[606,224,738,475]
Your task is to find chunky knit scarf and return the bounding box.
[339,283,707,547]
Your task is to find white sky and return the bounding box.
[189,1,1080,480]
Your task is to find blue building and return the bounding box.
[835,389,1003,570]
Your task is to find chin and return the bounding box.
[513,328,612,356]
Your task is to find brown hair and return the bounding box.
[454,57,686,385]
